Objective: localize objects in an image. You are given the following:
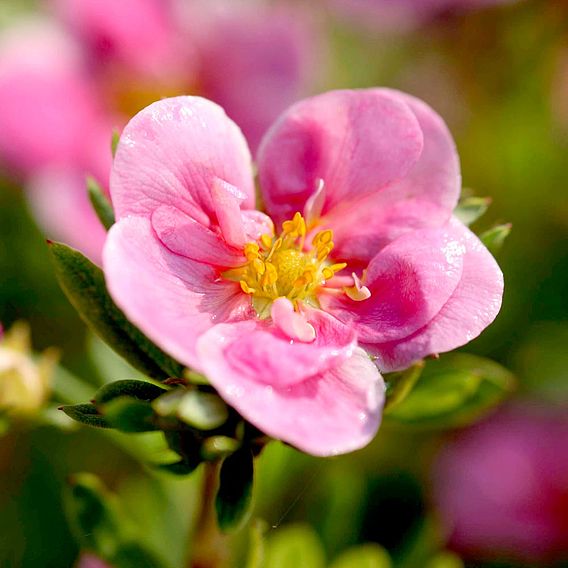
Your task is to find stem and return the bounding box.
[189,461,229,568]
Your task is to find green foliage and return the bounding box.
[330,544,392,568]
[215,448,255,532]
[425,551,464,568]
[480,223,512,255]
[94,379,167,405]
[103,397,158,432]
[111,129,121,158]
[264,524,326,568]
[384,361,425,412]
[65,473,165,568]
[59,403,109,428]
[87,176,115,230]
[454,196,491,226]
[386,353,515,429]
[49,242,184,380]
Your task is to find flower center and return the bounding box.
[224,212,347,313]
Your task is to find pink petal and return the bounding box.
[103,216,252,370]
[196,318,384,456]
[368,218,504,372]
[211,178,248,248]
[257,88,424,227]
[151,205,245,268]
[321,225,464,344]
[329,89,461,262]
[198,310,356,389]
[271,298,316,343]
[196,2,320,152]
[0,21,105,175]
[110,96,255,224]
[26,169,107,265]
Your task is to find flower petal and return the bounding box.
[151,205,245,268]
[196,318,383,456]
[368,218,504,372]
[321,225,465,343]
[198,309,356,389]
[257,88,424,227]
[328,90,461,262]
[103,216,252,370]
[110,96,255,223]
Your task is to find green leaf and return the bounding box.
[95,379,167,405]
[480,223,512,254]
[330,544,392,568]
[65,473,123,559]
[265,524,326,568]
[454,196,491,226]
[49,242,184,380]
[103,397,157,432]
[215,448,254,532]
[87,176,115,230]
[111,128,120,158]
[60,403,109,428]
[154,460,200,476]
[65,474,167,568]
[384,361,425,412]
[386,353,515,429]
[425,551,464,568]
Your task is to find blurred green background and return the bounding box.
[0,0,567,567]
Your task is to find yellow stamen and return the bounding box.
[222,212,366,316]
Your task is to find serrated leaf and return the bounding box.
[103,397,157,432]
[480,223,512,254]
[87,176,115,230]
[215,448,254,532]
[384,361,424,412]
[265,524,326,568]
[386,354,515,429]
[330,544,392,568]
[95,379,167,405]
[49,242,184,380]
[60,403,109,428]
[454,197,491,226]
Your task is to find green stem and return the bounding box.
[189,461,229,568]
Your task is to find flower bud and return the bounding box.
[0,322,57,417]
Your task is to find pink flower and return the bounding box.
[103,90,503,456]
[330,0,521,32]
[0,1,318,263]
[433,405,568,564]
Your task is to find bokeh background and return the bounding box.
[0,0,567,567]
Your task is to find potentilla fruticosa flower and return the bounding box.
[103,90,503,456]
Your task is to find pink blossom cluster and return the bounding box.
[0,0,318,263]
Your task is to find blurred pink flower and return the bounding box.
[433,405,568,564]
[0,1,319,263]
[103,90,503,456]
[77,553,113,568]
[330,0,521,32]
